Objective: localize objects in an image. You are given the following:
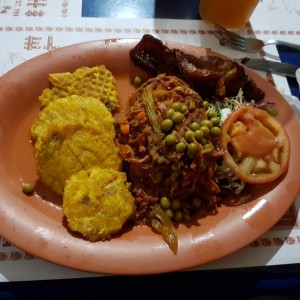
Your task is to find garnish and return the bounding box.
[220,106,290,184]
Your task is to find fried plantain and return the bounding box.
[31,95,116,148]
[31,96,121,196]
[39,65,119,111]
[63,166,136,241]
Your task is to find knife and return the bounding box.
[238,57,299,78]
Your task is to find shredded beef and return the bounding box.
[116,74,223,221]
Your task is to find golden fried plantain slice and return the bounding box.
[34,126,122,196]
[63,166,136,241]
[31,95,116,149]
[31,95,121,195]
[39,65,119,111]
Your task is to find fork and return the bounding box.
[213,24,300,53]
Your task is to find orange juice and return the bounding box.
[199,0,260,30]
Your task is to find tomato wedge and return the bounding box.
[220,106,290,184]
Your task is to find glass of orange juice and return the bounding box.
[199,0,260,30]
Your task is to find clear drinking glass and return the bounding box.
[199,0,260,30]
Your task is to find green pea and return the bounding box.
[194,130,203,142]
[190,122,200,131]
[188,142,200,159]
[210,117,221,126]
[160,196,171,209]
[210,126,221,137]
[206,110,218,119]
[172,199,181,210]
[165,208,174,219]
[181,104,188,114]
[133,76,143,86]
[22,182,35,194]
[192,197,202,208]
[166,108,175,119]
[200,120,213,129]
[172,111,184,124]
[203,101,210,110]
[184,130,195,142]
[188,142,199,154]
[174,210,183,222]
[161,119,173,132]
[172,102,182,112]
[200,126,210,137]
[200,137,208,145]
[165,134,177,145]
[175,142,186,153]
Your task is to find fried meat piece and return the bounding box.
[175,51,265,100]
[130,34,265,102]
[31,96,121,196]
[39,65,119,111]
[129,33,179,76]
[63,167,136,241]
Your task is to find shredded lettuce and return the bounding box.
[214,160,245,195]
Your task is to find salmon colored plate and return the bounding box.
[0,39,299,275]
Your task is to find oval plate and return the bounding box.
[0,39,299,275]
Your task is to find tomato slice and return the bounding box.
[220,106,290,184]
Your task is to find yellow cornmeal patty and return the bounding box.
[31,96,121,196]
[39,65,119,111]
[63,167,136,241]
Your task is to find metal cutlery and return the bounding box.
[238,57,299,78]
[213,24,300,53]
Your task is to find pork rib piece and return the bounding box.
[130,34,265,102]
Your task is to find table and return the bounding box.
[0,0,300,298]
